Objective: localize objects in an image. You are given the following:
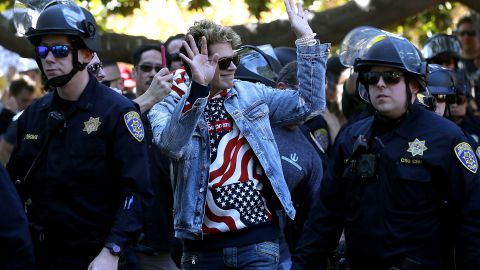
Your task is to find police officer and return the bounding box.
[7,3,151,270]
[422,34,462,70]
[291,27,480,270]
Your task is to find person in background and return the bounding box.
[0,78,35,134]
[130,43,178,270]
[165,34,186,70]
[274,61,324,270]
[456,15,479,78]
[102,62,124,91]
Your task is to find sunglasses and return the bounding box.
[87,62,103,76]
[216,55,240,70]
[362,71,403,85]
[434,94,466,105]
[458,30,476,37]
[36,45,71,59]
[138,64,162,73]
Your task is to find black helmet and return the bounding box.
[422,34,461,62]
[234,45,282,87]
[26,3,100,52]
[426,64,456,96]
[273,47,296,67]
[354,36,426,77]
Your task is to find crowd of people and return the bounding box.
[1,0,480,269]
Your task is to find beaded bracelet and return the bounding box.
[295,33,316,43]
[295,33,317,46]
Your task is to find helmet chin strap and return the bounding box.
[36,48,88,90]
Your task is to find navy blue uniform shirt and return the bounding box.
[7,75,152,269]
[0,164,35,270]
[292,105,480,270]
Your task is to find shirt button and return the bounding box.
[199,187,204,193]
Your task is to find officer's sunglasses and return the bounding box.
[87,62,103,76]
[35,45,71,59]
[434,94,466,105]
[215,55,240,70]
[138,64,162,73]
[458,30,476,37]
[362,71,403,85]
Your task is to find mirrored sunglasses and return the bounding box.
[87,62,103,75]
[362,71,403,85]
[217,55,240,70]
[138,64,162,73]
[36,45,71,58]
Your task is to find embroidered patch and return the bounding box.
[407,138,428,157]
[313,128,329,150]
[83,117,101,134]
[454,142,478,173]
[124,111,144,142]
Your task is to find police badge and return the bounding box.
[124,111,144,142]
[454,142,478,173]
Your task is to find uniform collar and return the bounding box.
[39,73,98,112]
[392,104,421,139]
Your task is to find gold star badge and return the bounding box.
[407,138,428,157]
[83,117,101,134]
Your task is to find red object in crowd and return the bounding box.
[120,66,136,89]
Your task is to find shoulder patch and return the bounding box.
[454,142,478,173]
[124,111,144,142]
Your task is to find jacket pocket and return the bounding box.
[243,101,274,141]
[386,164,435,213]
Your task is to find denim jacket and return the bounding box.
[148,43,329,240]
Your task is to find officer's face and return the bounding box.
[209,42,237,96]
[39,35,91,80]
[449,98,467,118]
[368,66,418,119]
[133,49,163,96]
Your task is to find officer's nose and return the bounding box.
[376,76,387,87]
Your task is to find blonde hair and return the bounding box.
[187,20,242,52]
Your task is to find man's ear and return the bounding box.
[409,79,420,96]
[276,82,287,89]
[79,49,94,64]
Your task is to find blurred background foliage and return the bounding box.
[0,0,472,46]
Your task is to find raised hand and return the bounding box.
[284,0,314,39]
[179,35,219,86]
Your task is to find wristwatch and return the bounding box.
[104,242,122,257]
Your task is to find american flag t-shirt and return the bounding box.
[202,91,272,234]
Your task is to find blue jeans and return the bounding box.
[181,240,279,269]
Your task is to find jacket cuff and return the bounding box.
[187,81,211,104]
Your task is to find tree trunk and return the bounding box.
[0,0,477,63]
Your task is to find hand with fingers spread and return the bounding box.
[179,35,219,86]
[284,0,314,39]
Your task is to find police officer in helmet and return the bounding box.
[7,2,151,270]
[291,27,480,270]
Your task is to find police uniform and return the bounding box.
[0,164,35,269]
[7,74,152,270]
[291,104,480,270]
